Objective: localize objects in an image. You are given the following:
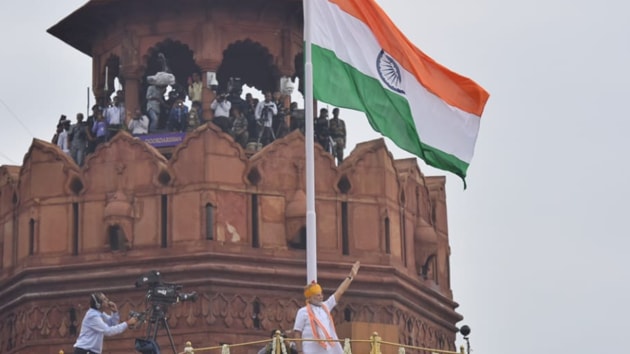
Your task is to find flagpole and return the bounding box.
[304,0,317,283]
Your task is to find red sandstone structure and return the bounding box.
[0,1,462,353]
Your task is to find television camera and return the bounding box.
[133,270,198,354]
[258,103,275,126]
[135,270,198,305]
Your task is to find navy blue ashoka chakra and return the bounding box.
[376,50,405,94]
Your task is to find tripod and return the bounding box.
[136,302,177,354]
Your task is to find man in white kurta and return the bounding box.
[293,261,360,354]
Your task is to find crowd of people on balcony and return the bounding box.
[50,74,346,167]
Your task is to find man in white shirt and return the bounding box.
[128,109,150,135]
[211,93,232,132]
[73,292,137,354]
[57,119,71,155]
[211,93,232,118]
[103,96,126,140]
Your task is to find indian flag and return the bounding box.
[309,0,490,182]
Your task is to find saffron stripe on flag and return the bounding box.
[328,0,489,117]
[310,0,489,181]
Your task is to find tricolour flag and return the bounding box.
[310,0,490,183]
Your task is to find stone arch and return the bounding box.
[141,39,202,115]
[217,39,282,94]
[288,226,306,250]
[107,224,128,251]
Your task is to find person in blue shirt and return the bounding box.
[167,98,189,132]
[73,292,138,354]
[91,111,108,148]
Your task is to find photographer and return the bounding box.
[128,108,149,135]
[211,92,232,133]
[255,92,278,146]
[73,292,138,354]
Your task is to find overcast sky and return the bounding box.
[1,1,629,354]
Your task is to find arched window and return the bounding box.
[344,307,352,322]
[289,226,306,250]
[108,225,123,251]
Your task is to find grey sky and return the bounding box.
[1,1,629,353]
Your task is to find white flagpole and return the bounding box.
[304,0,317,283]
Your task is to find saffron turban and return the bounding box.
[304,281,322,298]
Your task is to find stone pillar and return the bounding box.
[120,32,142,124]
[92,58,107,108]
[282,93,291,134]
[120,65,143,125]
[198,60,222,123]
[280,28,294,77]
[198,21,224,123]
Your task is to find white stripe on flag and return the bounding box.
[312,0,480,163]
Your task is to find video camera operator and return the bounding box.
[73,292,138,354]
[255,92,278,146]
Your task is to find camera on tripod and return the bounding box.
[135,270,198,304]
[134,271,198,354]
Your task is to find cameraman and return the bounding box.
[211,92,232,132]
[255,92,278,146]
[128,108,149,135]
[73,292,138,354]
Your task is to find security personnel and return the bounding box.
[314,108,330,153]
[329,108,346,164]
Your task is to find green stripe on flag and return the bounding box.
[418,141,471,180]
[312,45,470,179]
